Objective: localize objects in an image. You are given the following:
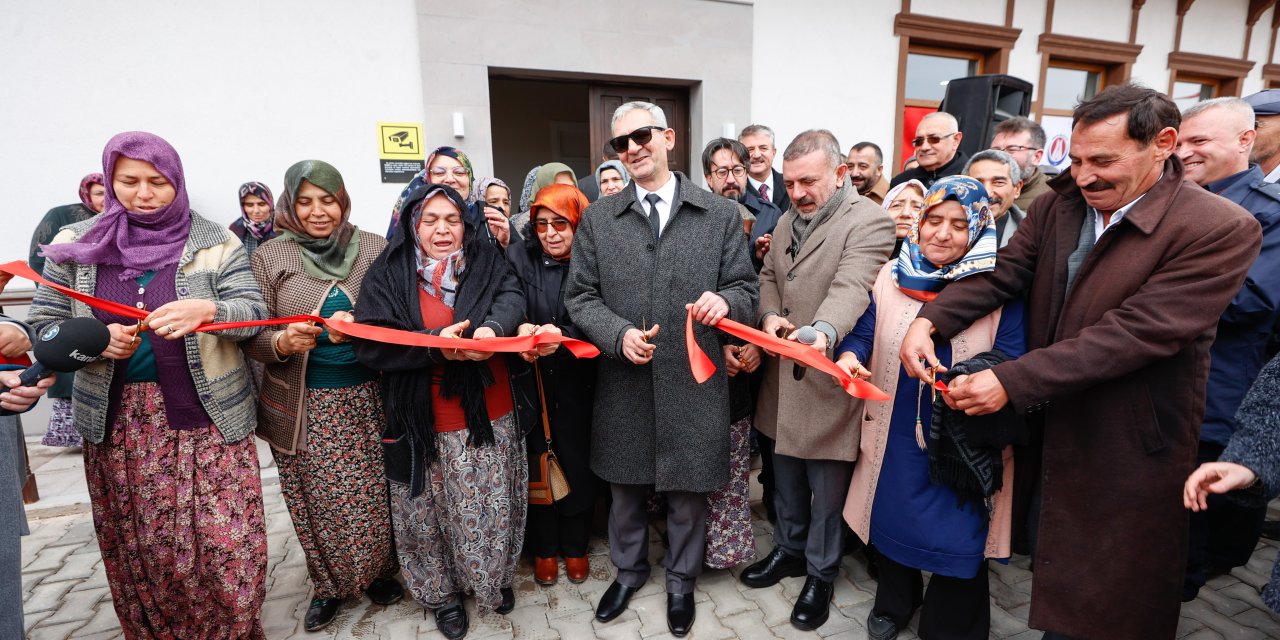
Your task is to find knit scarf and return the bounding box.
[359,183,508,494]
[929,350,1025,522]
[790,184,847,258]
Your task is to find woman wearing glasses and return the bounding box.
[505,183,602,586]
[511,163,578,240]
[386,146,515,249]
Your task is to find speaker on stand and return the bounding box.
[939,74,1034,159]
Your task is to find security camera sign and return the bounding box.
[377,122,426,183]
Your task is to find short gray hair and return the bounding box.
[1182,97,1255,130]
[739,124,776,144]
[782,129,843,169]
[965,149,1022,185]
[612,101,668,130]
[918,111,959,133]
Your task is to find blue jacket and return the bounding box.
[743,187,783,272]
[1201,165,1280,445]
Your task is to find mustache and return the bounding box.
[1083,180,1115,192]
[797,196,816,207]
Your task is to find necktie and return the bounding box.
[644,193,662,241]
[760,183,770,202]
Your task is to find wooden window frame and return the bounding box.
[1167,51,1255,98]
[893,12,1021,169]
[1034,33,1141,121]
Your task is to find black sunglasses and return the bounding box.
[608,125,666,153]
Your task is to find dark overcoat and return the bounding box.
[564,173,758,493]
[920,158,1262,639]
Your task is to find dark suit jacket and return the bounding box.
[919,158,1262,639]
[746,168,791,213]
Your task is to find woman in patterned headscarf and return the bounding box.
[31,172,105,448]
[835,176,1024,640]
[244,160,400,632]
[356,182,532,640]
[511,163,578,240]
[229,181,279,256]
[29,131,268,639]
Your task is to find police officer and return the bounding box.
[1245,89,1280,183]
[1177,97,1280,600]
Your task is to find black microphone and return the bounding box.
[0,317,111,393]
[792,325,817,381]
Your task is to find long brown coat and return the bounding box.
[755,186,895,461]
[920,159,1262,639]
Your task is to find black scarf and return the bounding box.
[929,350,1026,521]
[358,184,510,475]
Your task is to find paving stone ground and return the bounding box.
[18,436,1280,639]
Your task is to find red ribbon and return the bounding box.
[1,260,600,359]
[685,307,891,401]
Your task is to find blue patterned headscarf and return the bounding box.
[891,175,996,302]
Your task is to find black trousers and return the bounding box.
[872,552,990,640]
[528,505,592,558]
[1184,440,1267,600]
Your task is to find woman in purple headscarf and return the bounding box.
[229,181,279,257]
[28,132,270,639]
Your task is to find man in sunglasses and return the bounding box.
[890,111,968,189]
[990,117,1053,211]
[565,101,758,638]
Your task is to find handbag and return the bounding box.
[528,362,571,505]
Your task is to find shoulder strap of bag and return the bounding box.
[534,361,553,445]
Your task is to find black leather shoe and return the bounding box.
[495,587,515,614]
[364,577,404,606]
[740,547,806,588]
[434,602,469,640]
[304,597,341,632]
[866,611,899,640]
[595,581,638,622]
[790,576,833,630]
[667,592,696,637]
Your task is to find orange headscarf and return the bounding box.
[529,183,589,230]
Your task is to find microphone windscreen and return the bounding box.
[32,317,112,373]
[796,325,818,346]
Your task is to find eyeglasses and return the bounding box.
[534,218,572,232]
[910,132,959,147]
[709,165,747,180]
[992,144,1039,154]
[608,125,666,153]
[428,166,470,178]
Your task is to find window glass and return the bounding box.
[1043,66,1101,111]
[905,53,979,103]
[1171,80,1215,111]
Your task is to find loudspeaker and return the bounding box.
[939,74,1033,160]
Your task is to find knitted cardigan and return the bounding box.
[27,212,267,444]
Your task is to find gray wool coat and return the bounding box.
[564,173,759,493]
[0,314,33,640]
[1220,351,1280,613]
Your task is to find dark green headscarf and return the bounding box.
[275,160,360,280]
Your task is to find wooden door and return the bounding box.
[589,84,690,176]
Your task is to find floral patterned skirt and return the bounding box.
[40,397,81,447]
[274,381,397,599]
[390,411,527,613]
[84,382,267,640]
[646,414,755,569]
[704,414,756,569]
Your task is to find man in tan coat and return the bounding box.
[741,129,895,630]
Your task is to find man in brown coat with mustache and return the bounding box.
[900,84,1263,639]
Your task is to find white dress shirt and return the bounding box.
[1093,191,1149,239]
[748,173,776,202]
[1266,164,1280,184]
[634,173,678,236]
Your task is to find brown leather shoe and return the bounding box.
[565,556,589,583]
[535,557,558,585]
